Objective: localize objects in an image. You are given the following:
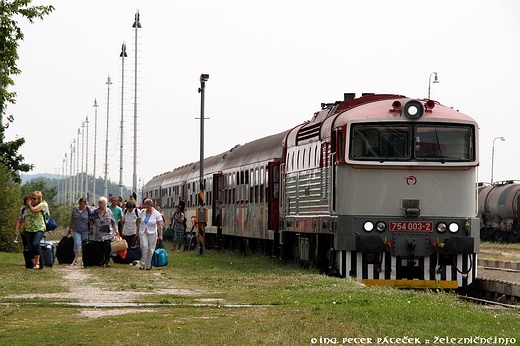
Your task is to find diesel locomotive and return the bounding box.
[143,93,480,288]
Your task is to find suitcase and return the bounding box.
[82,239,101,267]
[39,241,55,268]
[56,236,75,264]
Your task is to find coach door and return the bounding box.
[212,172,223,227]
[268,161,280,231]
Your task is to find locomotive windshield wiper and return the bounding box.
[434,129,445,163]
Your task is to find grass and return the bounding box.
[0,242,518,345]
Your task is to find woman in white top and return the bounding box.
[138,199,163,270]
[122,200,140,247]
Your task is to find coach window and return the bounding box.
[244,171,249,203]
[241,171,245,204]
[260,166,265,204]
[207,179,212,207]
[265,165,270,202]
[249,170,254,204]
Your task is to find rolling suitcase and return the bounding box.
[39,240,55,268]
[56,236,75,264]
[82,239,101,267]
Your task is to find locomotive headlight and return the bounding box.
[363,221,374,232]
[376,221,387,232]
[449,223,459,233]
[403,100,424,120]
[436,222,447,233]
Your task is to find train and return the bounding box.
[143,93,480,289]
[478,181,520,243]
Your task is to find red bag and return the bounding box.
[111,235,128,259]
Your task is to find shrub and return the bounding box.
[0,163,21,252]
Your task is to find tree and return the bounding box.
[0,162,21,252]
[21,178,57,206]
[0,0,54,183]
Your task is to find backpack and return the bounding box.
[124,208,139,218]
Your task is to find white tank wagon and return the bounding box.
[478,181,520,242]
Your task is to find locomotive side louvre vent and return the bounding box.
[401,199,420,209]
[297,123,321,142]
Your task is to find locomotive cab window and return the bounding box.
[415,125,473,161]
[351,125,411,160]
[350,123,475,162]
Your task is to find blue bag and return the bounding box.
[42,211,57,231]
[152,240,168,267]
[46,217,58,231]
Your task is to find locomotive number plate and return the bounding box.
[390,221,433,232]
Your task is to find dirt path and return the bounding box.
[6,265,215,319]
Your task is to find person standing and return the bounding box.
[108,196,124,236]
[170,204,185,251]
[90,196,118,267]
[138,199,163,270]
[121,200,140,247]
[155,206,166,228]
[14,195,31,243]
[67,197,91,265]
[24,191,49,269]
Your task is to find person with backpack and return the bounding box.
[122,200,140,247]
[24,191,49,269]
[15,195,32,267]
[67,197,91,265]
[14,195,31,243]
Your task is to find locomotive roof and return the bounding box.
[286,94,478,148]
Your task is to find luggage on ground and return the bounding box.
[112,245,141,264]
[152,240,168,267]
[39,240,55,268]
[56,235,75,264]
[82,239,101,267]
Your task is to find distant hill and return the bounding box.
[21,173,133,199]
[21,173,61,183]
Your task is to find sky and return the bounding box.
[7,0,520,190]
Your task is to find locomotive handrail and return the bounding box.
[329,152,336,214]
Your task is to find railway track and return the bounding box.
[458,258,520,306]
[457,294,519,309]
